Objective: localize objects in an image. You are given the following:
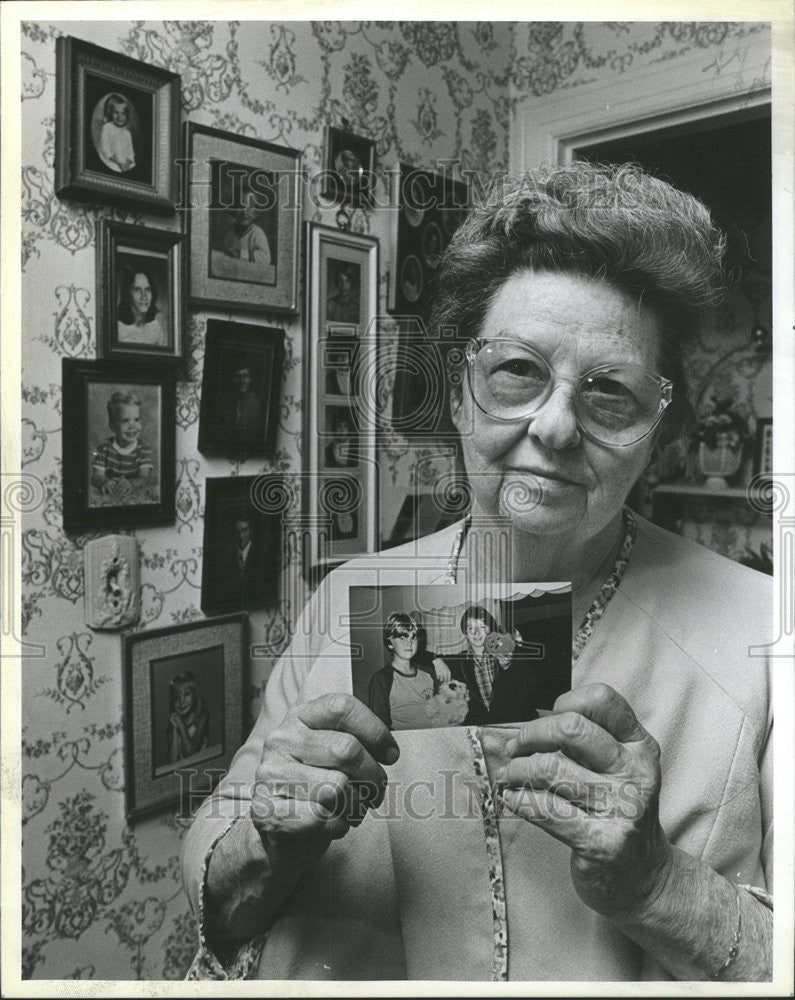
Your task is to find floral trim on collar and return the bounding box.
[572,507,637,662]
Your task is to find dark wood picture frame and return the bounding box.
[321,125,377,208]
[62,358,176,532]
[184,122,302,315]
[201,476,284,615]
[198,319,285,457]
[55,36,180,214]
[97,219,186,363]
[122,613,248,821]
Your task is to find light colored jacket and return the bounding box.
[181,514,772,981]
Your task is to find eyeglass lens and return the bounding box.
[470,340,666,445]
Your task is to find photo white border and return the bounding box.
[2,1,792,997]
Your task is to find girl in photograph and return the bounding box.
[117,265,166,346]
[99,92,135,173]
[166,672,210,764]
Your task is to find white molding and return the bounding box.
[510,29,772,171]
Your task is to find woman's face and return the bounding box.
[130,273,152,319]
[452,270,662,544]
[388,631,417,660]
[465,617,489,652]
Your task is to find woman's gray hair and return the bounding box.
[433,161,726,440]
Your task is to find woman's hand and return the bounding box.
[498,683,673,921]
[250,693,400,856]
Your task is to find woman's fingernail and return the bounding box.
[384,746,399,765]
[495,767,506,782]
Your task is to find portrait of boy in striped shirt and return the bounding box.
[90,390,154,501]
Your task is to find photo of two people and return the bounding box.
[349,583,572,730]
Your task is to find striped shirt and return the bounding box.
[92,437,153,479]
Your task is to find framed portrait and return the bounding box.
[55,36,180,214]
[387,163,469,318]
[201,476,284,615]
[198,319,285,457]
[321,125,377,209]
[122,613,247,821]
[184,123,301,315]
[348,582,572,731]
[304,222,379,569]
[62,359,176,532]
[97,220,185,362]
[753,417,773,476]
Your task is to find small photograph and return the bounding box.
[62,359,176,532]
[349,583,572,730]
[323,405,359,469]
[86,81,153,184]
[55,37,180,213]
[97,220,185,362]
[208,161,278,286]
[149,646,225,778]
[87,381,161,508]
[323,339,357,397]
[422,222,443,267]
[122,613,247,821]
[331,506,359,542]
[322,125,376,208]
[400,255,423,303]
[115,250,170,348]
[325,258,362,328]
[198,319,284,457]
[201,476,283,614]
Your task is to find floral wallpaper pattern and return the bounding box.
[18,19,769,980]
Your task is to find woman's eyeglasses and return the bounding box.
[465,337,673,448]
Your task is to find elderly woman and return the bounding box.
[183,163,772,982]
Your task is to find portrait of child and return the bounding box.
[98,92,135,173]
[87,384,161,507]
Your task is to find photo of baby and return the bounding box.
[87,383,161,507]
[349,583,572,730]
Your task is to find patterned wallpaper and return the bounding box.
[18,20,768,980]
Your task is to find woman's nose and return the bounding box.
[525,383,581,450]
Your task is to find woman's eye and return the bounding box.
[582,377,637,404]
[492,358,545,380]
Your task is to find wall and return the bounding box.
[19,18,517,980]
[18,19,765,981]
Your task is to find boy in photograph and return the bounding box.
[90,390,153,499]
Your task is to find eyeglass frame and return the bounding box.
[464,336,674,448]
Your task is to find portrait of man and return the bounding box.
[201,478,282,614]
[220,355,264,444]
[228,515,265,603]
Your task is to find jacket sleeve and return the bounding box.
[179,576,335,977]
[368,669,392,728]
